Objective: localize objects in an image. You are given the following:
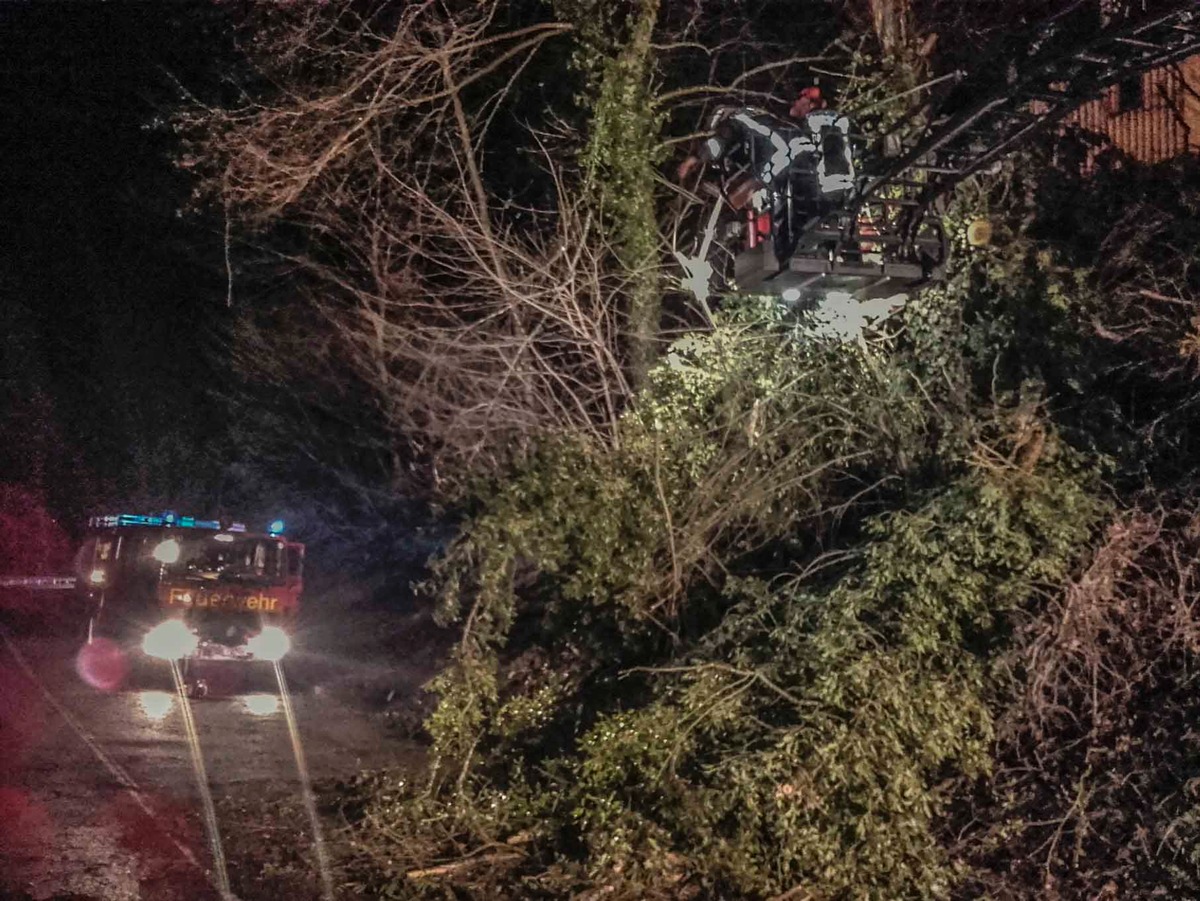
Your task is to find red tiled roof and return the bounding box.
[1060,55,1200,166]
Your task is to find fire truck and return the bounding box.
[77,512,304,691]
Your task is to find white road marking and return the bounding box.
[0,630,226,893]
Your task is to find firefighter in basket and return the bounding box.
[677,86,856,267]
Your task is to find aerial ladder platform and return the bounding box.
[726,0,1200,300]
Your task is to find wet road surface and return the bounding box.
[0,628,423,900]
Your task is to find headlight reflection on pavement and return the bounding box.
[240,693,280,716]
[137,690,175,721]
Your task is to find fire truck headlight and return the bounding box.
[152,538,181,564]
[88,569,106,585]
[246,625,290,661]
[142,620,198,660]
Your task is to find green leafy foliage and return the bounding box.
[423,316,947,780]
[564,466,1103,898]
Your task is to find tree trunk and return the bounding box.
[868,0,911,58]
[560,0,663,391]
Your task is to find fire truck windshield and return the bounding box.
[166,535,285,584]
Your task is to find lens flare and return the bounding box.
[240,693,280,716]
[88,568,106,585]
[137,690,174,720]
[75,638,130,692]
[142,620,198,661]
[246,626,290,662]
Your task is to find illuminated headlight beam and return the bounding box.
[672,200,724,313]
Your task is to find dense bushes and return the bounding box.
[560,467,1102,898]
[332,293,1111,898]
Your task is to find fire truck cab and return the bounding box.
[77,513,303,674]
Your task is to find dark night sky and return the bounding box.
[1,2,236,522]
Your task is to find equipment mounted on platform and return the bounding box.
[677,2,1200,316]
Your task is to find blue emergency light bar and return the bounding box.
[89,513,223,530]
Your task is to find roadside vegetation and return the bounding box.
[180,1,1200,897]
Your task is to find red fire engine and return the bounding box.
[78,512,303,674]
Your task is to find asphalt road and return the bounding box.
[0,624,424,901]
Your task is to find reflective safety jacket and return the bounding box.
[699,106,855,197]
